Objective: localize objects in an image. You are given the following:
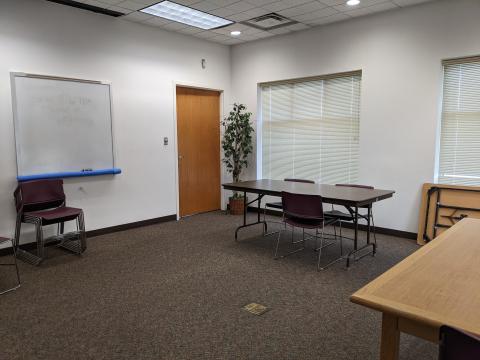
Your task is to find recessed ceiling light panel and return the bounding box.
[230,30,241,36]
[140,1,234,30]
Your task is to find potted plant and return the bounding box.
[222,103,254,215]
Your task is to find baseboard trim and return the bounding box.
[248,206,417,240]
[0,214,177,257]
[86,215,177,238]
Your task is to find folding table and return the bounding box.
[222,179,395,267]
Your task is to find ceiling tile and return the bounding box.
[162,21,189,30]
[194,30,221,38]
[95,0,124,4]
[189,1,222,12]
[115,0,145,10]
[278,1,328,18]
[106,5,132,13]
[293,6,338,22]
[345,1,399,16]
[121,11,153,21]
[333,0,393,12]
[143,17,172,26]
[177,25,205,34]
[318,0,345,6]
[262,0,313,12]
[307,12,350,24]
[227,8,271,22]
[393,0,433,6]
[208,0,239,6]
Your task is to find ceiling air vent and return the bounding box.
[242,13,297,30]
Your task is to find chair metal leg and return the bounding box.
[11,239,21,287]
[274,227,282,259]
[316,227,325,271]
[263,205,285,237]
[275,225,306,259]
[78,211,87,253]
[14,216,22,249]
[0,238,21,295]
[317,222,345,271]
[35,219,45,262]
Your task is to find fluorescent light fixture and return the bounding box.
[230,30,241,36]
[140,1,234,30]
[346,0,360,5]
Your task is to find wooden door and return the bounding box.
[176,87,221,217]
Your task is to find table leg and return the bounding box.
[242,191,247,226]
[367,205,371,245]
[354,205,359,250]
[258,195,267,233]
[234,193,267,241]
[367,205,376,254]
[380,313,400,360]
[347,206,360,267]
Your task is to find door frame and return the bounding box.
[172,81,225,220]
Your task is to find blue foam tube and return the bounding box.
[17,168,122,182]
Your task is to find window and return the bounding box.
[260,72,361,184]
[438,57,480,185]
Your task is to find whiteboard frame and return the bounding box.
[10,71,118,179]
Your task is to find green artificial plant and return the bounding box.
[221,103,254,198]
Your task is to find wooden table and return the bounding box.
[223,179,395,267]
[351,218,480,360]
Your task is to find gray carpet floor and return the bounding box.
[0,211,437,360]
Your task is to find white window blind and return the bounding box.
[261,72,361,184]
[439,58,480,185]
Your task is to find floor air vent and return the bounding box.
[242,13,297,30]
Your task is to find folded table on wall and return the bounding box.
[11,72,121,181]
[417,183,480,245]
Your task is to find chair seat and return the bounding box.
[324,209,353,221]
[285,216,324,229]
[266,201,283,210]
[24,207,83,225]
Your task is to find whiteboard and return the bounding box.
[11,73,116,179]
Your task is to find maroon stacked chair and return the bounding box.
[439,325,480,359]
[274,191,342,271]
[263,178,315,236]
[324,184,377,245]
[14,179,86,265]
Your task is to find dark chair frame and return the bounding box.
[439,325,480,360]
[0,237,21,295]
[14,179,87,265]
[274,191,343,271]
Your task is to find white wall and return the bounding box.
[231,0,480,233]
[0,0,231,242]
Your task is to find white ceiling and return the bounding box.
[71,0,436,45]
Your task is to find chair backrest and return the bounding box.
[281,191,323,220]
[284,178,315,184]
[336,183,374,190]
[439,325,480,360]
[14,179,66,213]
